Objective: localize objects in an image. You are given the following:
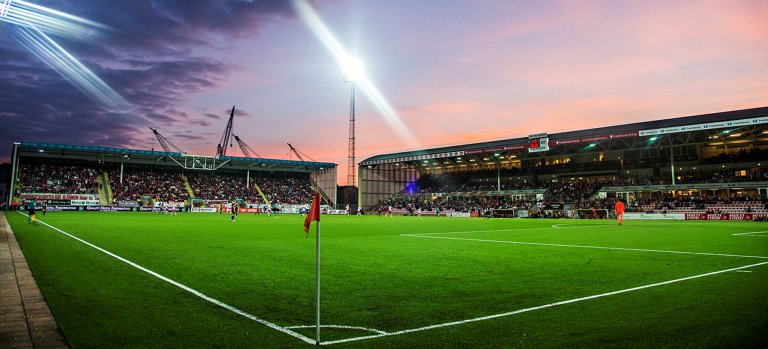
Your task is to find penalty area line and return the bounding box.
[400,234,768,260]
[286,324,389,335]
[16,212,315,345]
[732,231,768,237]
[410,226,564,236]
[321,260,768,346]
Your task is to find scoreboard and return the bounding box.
[528,133,549,153]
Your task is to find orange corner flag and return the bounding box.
[304,192,321,236]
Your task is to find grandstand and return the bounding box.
[7,142,337,210]
[359,106,768,219]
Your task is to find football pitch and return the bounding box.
[5,211,768,348]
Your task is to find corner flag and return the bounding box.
[304,191,320,236]
[302,191,323,344]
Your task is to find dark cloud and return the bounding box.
[0,0,295,162]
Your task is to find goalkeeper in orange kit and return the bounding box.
[615,199,625,225]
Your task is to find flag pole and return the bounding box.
[315,220,320,346]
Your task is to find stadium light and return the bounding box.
[342,58,364,82]
[291,0,419,148]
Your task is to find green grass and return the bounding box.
[5,211,768,348]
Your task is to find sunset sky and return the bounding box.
[1,0,766,183]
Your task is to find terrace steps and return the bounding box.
[250,180,271,206]
[182,175,195,199]
[97,172,111,205]
[309,177,332,206]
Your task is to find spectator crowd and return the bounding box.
[18,164,99,194]
[109,169,189,202]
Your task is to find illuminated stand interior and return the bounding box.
[358,107,768,209]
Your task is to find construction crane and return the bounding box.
[216,105,235,157]
[287,143,317,162]
[150,127,185,153]
[233,134,261,158]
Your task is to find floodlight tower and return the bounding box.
[343,59,363,187]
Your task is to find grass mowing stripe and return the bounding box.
[16,212,316,345]
[401,234,768,259]
[321,260,768,346]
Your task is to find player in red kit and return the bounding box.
[615,199,625,225]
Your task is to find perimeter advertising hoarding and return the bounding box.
[638,115,768,136]
[45,199,71,205]
[21,193,99,201]
[45,206,164,212]
[46,205,79,211]
[623,213,684,220]
[552,132,637,146]
[71,200,99,206]
[684,213,758,221]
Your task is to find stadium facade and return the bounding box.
[358,106,768,209]
[7,142,337,208]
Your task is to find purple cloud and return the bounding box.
[0,0,295,161]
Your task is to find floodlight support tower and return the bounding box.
[347,83,356,186]
[217,106,235,157]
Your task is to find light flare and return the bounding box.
[291,0,419,149]
[1,0,111,39]
[13,24,132,109]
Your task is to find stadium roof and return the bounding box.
[15,142,336,171]
[361,106,768,165]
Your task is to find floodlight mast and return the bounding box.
[233,134,261,158]
[216,106,235,157]
[346,83,356,186]
[342,59,363,187]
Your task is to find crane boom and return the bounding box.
[233,134,261,158]
[216,105,235,156]
[287,143,317,162]
[150,127,185,153]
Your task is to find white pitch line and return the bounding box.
[551,224,612,229]
[286,324,389,335]
[401,234,768,259]
[415,225,589,237]
[321,260,768,345]
[732,231,768,236]
[16,212,315,345]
